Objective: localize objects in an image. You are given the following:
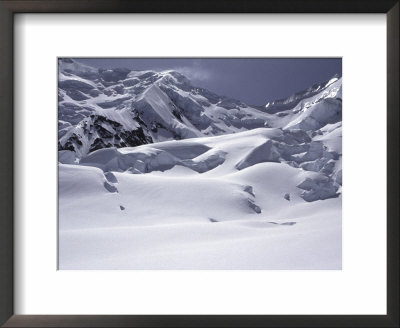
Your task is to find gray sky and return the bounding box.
[75,58,341,106]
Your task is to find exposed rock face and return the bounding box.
[59,114,152,157]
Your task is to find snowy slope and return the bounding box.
[59,129,342,269]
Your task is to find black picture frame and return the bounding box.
[0,1,398,327]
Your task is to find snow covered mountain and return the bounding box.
[58,59,271,158]
[263,74,341,114]
[58,59,342,269]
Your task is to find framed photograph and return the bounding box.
[0,0,398,327]
[57,57,343,271]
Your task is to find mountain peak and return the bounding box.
[264,74,342,114]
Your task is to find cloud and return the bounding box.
[172,66,212,82]
[153,60,213,83]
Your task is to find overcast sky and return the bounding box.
[75,58,341,106]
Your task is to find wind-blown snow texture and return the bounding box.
[58,59,342,269]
